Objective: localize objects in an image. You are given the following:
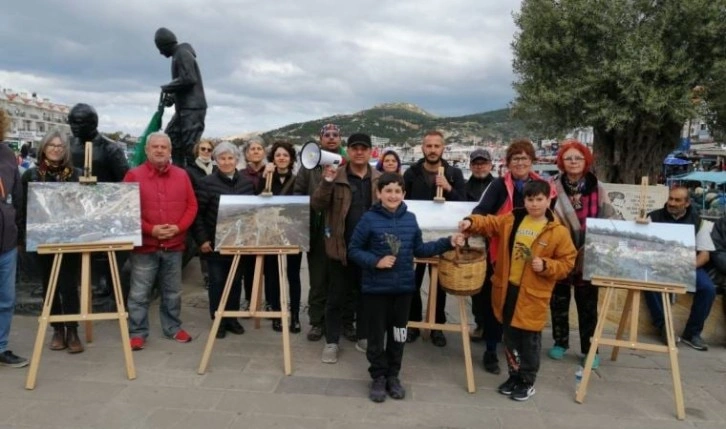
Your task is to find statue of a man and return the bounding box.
[68,103,129,182]
[154,27,207,167]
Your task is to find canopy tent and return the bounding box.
[675,171,726,185]
[664,155,691,166]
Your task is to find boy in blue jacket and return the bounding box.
[348,173,464,403]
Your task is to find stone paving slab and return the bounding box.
[1,258,724,428]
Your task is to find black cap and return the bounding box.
[470,148,492,162]
[347,133,372,148]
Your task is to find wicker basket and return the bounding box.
[438,246,487,296]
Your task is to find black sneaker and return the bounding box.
[430,330,447,347]
[406,327,420,343]
[369,376,387,403]
[483,351,501,374]
[510,382,536,401]
[386,376,406,399]
[497,375,520,395]
[307,325,324,342]
[343,323,357,342]
[0,350,29,368]
[681,334,708,351]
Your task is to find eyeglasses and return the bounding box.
[510,156,531,164]
[47,143,64,150]
[199,147,213,153]
[323,133,339,138]
[563,156,585,162]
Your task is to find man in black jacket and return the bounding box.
[403,130,465,346]
[645,186,716,351]
[464,149,494,342]
[0,111,28,367]
[155,27,207,167]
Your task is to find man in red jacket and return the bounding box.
[123,132,198,350]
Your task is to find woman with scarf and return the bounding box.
[21,130,84,353]
[471,138,557,375]
[186,140,217,288]
[193,142,254,338]
[547,140,614,369]
[258,141,302,332]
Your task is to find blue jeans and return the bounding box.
[127,251,183,338]
[0,248,18,353]
[644,268,716,338]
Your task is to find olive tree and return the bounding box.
[512,0,726,183]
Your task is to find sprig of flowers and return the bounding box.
[514,242,533,261]
[384,233,401,256]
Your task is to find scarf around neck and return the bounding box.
[38,159,74,182]
[195,157,214,175]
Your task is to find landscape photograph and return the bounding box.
[215,195,310,251]
[583,218,696,290]
[405,200,485,248]
[25,182,142,251]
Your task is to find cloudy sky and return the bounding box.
[1,0,523,137]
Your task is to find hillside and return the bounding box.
[261,103,531,146]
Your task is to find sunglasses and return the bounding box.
[199,147,213,153]
[323,132,339,138]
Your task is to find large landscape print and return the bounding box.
[215,195,310,251]
[583,218,695,290]
[26,182,142,251]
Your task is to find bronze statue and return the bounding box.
[155,27,207,166]
[68,103,129,182]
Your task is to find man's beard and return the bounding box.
[424,154,440,165]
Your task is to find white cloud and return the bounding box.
[2,0,523,136]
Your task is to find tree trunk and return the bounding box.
[592,118,683,184]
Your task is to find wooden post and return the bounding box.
[25,242,135,390]
[260,173,273,197]
[79,141,97,184]
[433,166,445,203]
[635,176,650,224]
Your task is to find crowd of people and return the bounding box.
[0,107,722,404]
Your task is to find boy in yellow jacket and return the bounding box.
[459,180,576,401]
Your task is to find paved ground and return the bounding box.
[1,258,725,429]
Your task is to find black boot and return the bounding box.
[290,311,301,334]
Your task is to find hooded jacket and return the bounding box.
[161,43,207,110]
[465,208,576,331]
[0,143,22,254]
[348,202,452,294]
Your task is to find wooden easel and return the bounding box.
[198,245,298,375]
[408,257,476,393]
[25,242,136,389]
[575,177,686,420]
[433,167,445,203]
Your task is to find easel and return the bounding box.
[407,171,475,392]
[26,141,136,389]
[198,246,298,375]
[575,177,686,420]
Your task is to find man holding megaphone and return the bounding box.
[294,124,352,342]
[311,133,381,364]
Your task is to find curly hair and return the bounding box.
[555,139,593,173]
[266,140,297,168]
[505,138,536,164]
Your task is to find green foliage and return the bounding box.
[261,103,533,146]
[511,0,726,182]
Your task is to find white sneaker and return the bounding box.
[322,343,339,364]
[355,339,368,353]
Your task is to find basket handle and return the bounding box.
[453,237,470,263]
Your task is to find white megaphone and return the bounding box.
[300,141,344,170]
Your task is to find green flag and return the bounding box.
[132,94,165,167]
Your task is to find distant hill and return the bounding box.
[261,102,531,146]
